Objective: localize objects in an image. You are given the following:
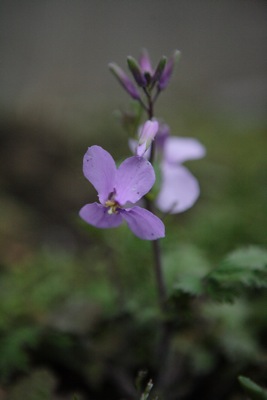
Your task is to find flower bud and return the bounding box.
[151,56,167,87]
[109,63,140,100]
[158,50,181,90]
[127,56,147,87]
[139,48,153,75]
[136,120,159,157]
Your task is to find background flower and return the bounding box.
[156,129,206,213]
[130,123,206,214]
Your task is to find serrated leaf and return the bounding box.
[227,246,267,270]
[204,246,267,302]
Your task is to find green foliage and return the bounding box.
[239,376,267,400]
[163,244,210,296]
[7,369,56,400]
[202,300,260,361]
[0,248,118,382]
[168,245,267,303]
[0,326,40,382]
[205,246,267,302]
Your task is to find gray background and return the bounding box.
[0,0,266,130]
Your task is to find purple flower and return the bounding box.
[79,146,165,240]
[130,123,206,214]
[157,127,205,213]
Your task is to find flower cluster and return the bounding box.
[109,48,180,101]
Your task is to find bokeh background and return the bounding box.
[0,1,267,399]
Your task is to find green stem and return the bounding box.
[142,88,167,312]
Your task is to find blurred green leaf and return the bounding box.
[205,246,267,302]
[164,244,210,296]
[0,326,40,382]
[239,375,267,400]
[202,300,260,361]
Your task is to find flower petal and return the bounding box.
[121,206,165,240]
[136,120,159,157]
[156,163,200,214]
[83,146,117,204]
[79,202,123,228]
[155,123,170,149]
[115,156,155,205]
[164,137,206,164]
[129,139,150,159]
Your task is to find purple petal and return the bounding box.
[164,137,206,164]
[121,206,165,240]
[155,123,170,149]
[129,138,150,159]
[115,156,155,205]
[158,60,174,90]
[79,202,123,228]
[136,120,159,157]
[109,63,140,100]
[156,163,200,213]
[83,146,117,205]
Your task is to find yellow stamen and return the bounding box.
[105,199,119,214]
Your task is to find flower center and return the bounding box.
[105,200,120,215]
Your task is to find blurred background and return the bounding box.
[0,1,267,399]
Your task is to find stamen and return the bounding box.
[105,200,119,214]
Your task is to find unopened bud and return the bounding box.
[158,49,181,90]
[151,56,167,86]
[109,62,140,100]
[139,48,153,75]
[136,120,159,157]
[127,56,147,87]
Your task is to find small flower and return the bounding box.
[79,146,165,240]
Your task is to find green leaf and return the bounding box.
[239,376,267,400]
[226,246,267,270]
[205,246,267,302]
[164,244,210,297]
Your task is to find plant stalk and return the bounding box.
[143,88,167,312]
